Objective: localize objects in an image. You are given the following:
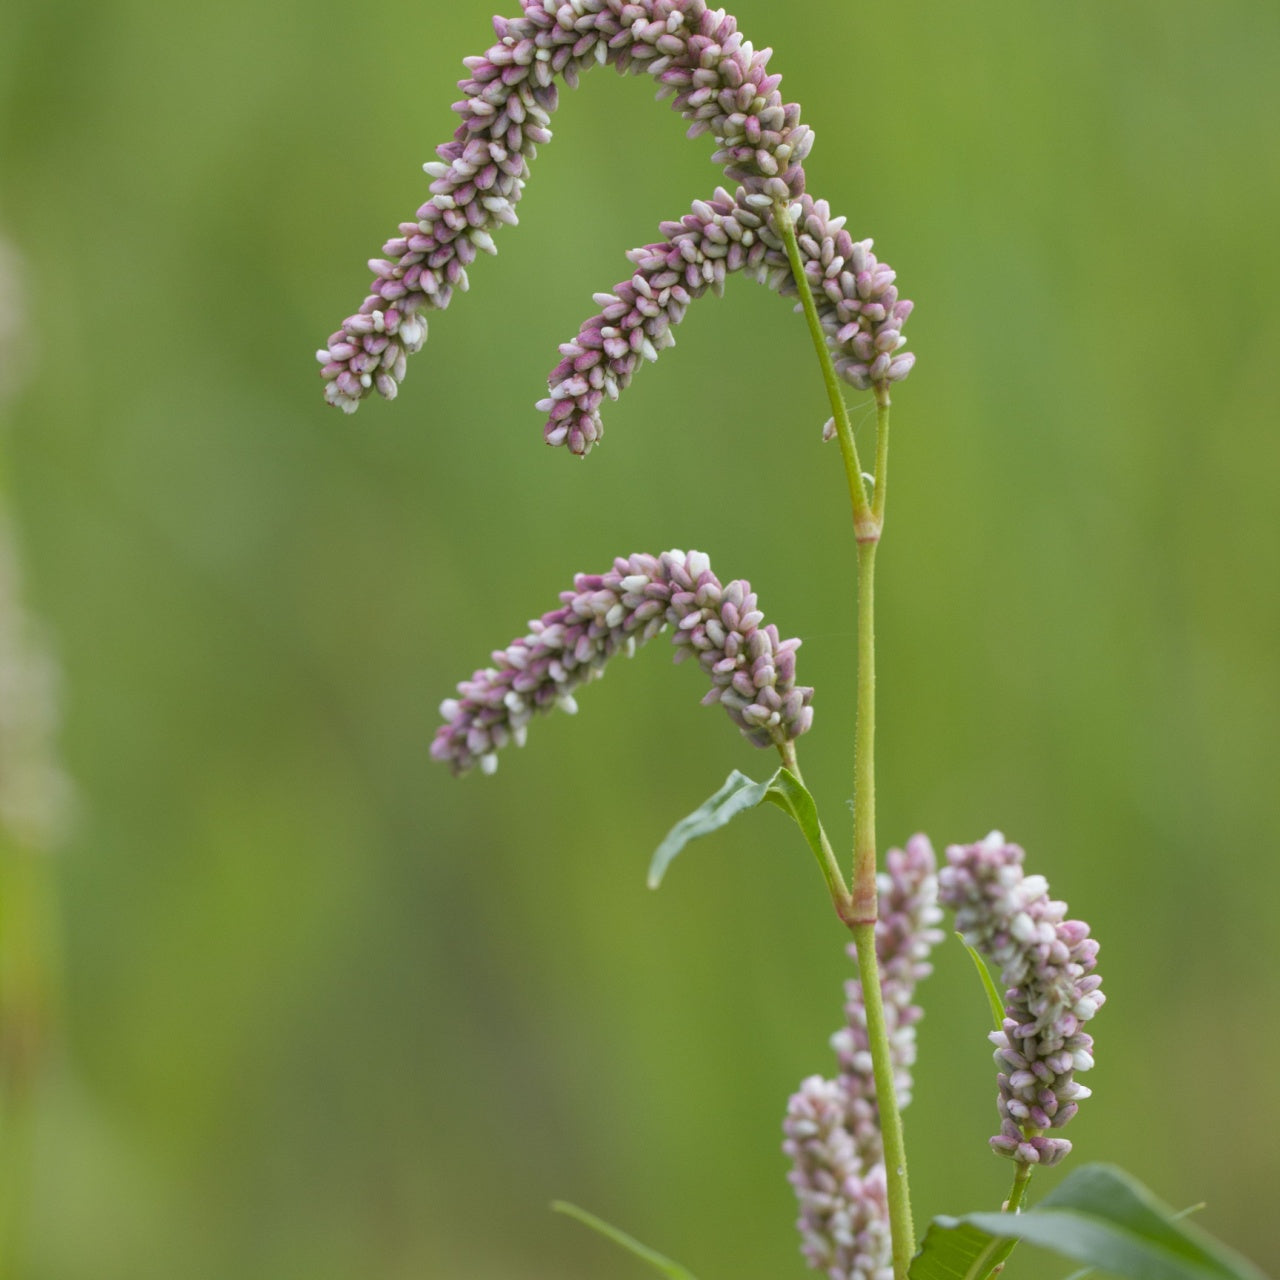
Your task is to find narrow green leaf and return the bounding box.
[551,1201,700,1280]
[924,1164,1266,1280]
[647,769,776,888]
[761,767,830,881]
[646,766,837,900]
[956,933,1006,1031]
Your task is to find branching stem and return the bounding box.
[775,201,912,1279]
[773,201,877,539]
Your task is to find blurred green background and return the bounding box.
[2,0,1278,1276]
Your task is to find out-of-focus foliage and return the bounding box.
[921,1164,1268,1280]
[0,1,1277,1277]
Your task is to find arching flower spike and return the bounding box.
[431,548,814,775]
[318,1,914,452]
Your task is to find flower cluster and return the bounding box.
[783,1076,893,1280]
[430,549,813,774]
[805,217,913,395]
[538,185,772,455]
[783,836,941,1280]
[938,831,1104,1167]
[319,0,914,450]
[541,190,914,454]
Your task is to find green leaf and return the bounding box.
[911,1217,1014,1280]
[760,767,829,879]
[1059,1206,1207,1280]
[916,1164,1266,1280]
[956,933,1006,1031]
[646,767,833,895]
[551,1201,700,1280]
[647,770,774,889]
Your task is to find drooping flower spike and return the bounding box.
[319,0,914,451]
[539,189,913,454]
[783,836,942,1280]
[939,832,1105,1168]
[431,549,813,775]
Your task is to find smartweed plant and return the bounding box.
[316,4,1266,1278]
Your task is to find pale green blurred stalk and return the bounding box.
[0,520,61,1278]
[0,235,65,1280]
[0,827,61,1278]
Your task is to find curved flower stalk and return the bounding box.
[318,0,914,449]
[1,443,70,1275]
[938,832,1104,1168]
[431,548,813,775]
[0,237,29,411]
[783,836,941,1280]
[1,243,64,847]
[0,519,68,851]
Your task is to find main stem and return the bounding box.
[776,202,915,1278]
[851,477,916,1280]
[851,537,878,917]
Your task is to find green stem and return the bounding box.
[851,921,916,1275]
[853,390,892,917]
[1004,1162,1034,1214]
[966,1163,1036,1279]
[851,538,878,916]
[872,391,891,526]
[773,202,877,538]
[847,521,915,1280]
[774,200,912,1277]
